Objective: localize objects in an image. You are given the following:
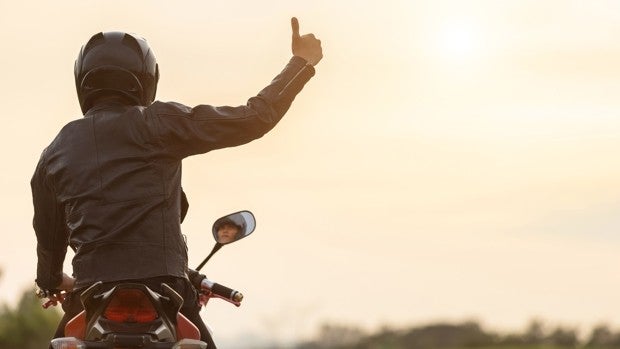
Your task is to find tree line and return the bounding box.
[296,320,620,349]
[1,278,619,349]
[0,287,61,349]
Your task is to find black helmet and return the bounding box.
[75,31,159,114]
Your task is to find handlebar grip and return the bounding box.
[211,283,244,302]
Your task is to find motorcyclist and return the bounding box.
[31,17,322,348]
[214,217,244,244]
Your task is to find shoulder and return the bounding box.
[146,101,193,117]
[35,116,92,170]
[41,118,84,154]
[55,116,93,137]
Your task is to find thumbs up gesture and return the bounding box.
[291,17,323,66]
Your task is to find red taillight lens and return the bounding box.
[103,289,159,323]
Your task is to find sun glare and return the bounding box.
[437,21,482,63]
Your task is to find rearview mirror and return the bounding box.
[212,211,256,245]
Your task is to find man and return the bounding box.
[214,217,244,244]
[31,17,322,348]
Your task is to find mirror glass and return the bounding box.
[212,211,256,244]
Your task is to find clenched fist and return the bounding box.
[291,17,323,66]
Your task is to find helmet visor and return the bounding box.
[80,66,143,94]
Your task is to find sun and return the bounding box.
[436,21,482,63]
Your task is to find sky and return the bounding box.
[1,0,620,347]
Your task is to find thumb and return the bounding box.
[291,17,300,39]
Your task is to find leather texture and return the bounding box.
[32,57,315,289]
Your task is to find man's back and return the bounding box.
[36,101,187,289]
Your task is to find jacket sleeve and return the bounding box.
[31,153,68,290]
[149,56,315,158]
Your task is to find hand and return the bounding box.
[291,17,323,66]
[56,272,75,291]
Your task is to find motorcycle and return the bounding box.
[40,210,256,349]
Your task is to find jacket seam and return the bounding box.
[155,111,258,121]
[90,116,104,199]
[65,194,165,219]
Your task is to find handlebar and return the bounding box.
[37,277,244,309]
[211,282,244,302]
[36,289,66,308]
[199,278,243,307]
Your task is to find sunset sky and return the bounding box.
[1,0,620,347]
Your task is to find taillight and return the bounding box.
[50,337,86,349]
[103,289,159,323]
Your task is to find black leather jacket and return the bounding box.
[32,57,315,290]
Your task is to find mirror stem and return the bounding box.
[196,243,223,271]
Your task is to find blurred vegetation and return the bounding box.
[0,286,61,349]
[296,319,620,349]
[0,267,618,349]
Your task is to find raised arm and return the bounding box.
[150,17,324,159]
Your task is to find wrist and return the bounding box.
[292,55,314,67]
[35,286,61,299]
